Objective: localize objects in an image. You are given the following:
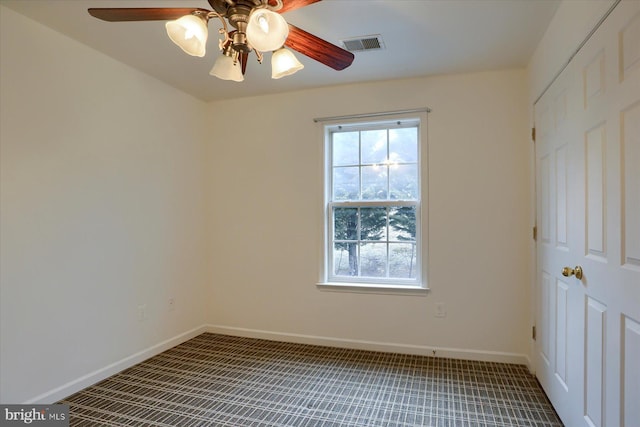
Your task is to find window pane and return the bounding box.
[326,119,421,286]
[361,130,387,165]
[333,132,359,166]
[389,207,416,241]
[389,127,418,163]
[360,243,387,278]
[360,207,387,241]
[333,207,358,241]
[362,165,387,200]
[389,243,417,279]
[389,164,418,200]
[333,243,357,276]
[333,166,359,200]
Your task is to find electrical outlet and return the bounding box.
[168,298,175,311]
[137,304,147,322]
[435,302,446,318]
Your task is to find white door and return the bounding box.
[535,1,640,426]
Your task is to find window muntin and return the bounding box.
[325,118,422,286]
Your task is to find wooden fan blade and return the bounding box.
[276,0,322,14]
[240,52,249,75]
[284,24,354,71]
[88,8,209,22]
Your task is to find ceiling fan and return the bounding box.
[88,0,355,82]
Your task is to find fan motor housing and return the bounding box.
[227,4,251,29]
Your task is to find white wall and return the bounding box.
[0,6,210,403]
[206,69,532,361]
[1,0,559,404]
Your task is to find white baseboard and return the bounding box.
[26,324,532,404]
[206,324,530,366]
[25,325,209,404]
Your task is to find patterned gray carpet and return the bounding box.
[61,333,562,426]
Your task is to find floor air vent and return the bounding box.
[341,35,385,52]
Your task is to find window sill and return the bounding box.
[316,282,429,296]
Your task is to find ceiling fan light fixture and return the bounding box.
[165,14,208,57]
[246,9,289,52]
[271,47,304,79]
[88,3,355,82]
[210,53,244,82]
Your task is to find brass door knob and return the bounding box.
[562,266,583,280]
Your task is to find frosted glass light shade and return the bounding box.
[166,15,208,57]
[210,55,244,82]
[246,9,289,52]
[271,48,304,79]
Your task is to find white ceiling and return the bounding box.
[1,0,560,102]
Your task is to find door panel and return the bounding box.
[540,154,552,244]
[555,280,569,390]
[584,297,606,427]
[621,101,640,268]
[623,315,640,427]
[620,13,640,82]
[556,145,569,248]
[535,2,640,426]
[541,270,552,366]
[585,124,606,259]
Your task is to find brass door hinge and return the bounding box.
[533,226,537,241]
[531,127,536,142]
[532,326,537,340]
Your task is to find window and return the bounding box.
[323,115,425,289]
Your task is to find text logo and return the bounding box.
[1,405,68,426]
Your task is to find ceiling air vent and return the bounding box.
[341,35,385,52]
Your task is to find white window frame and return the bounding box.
[319,112,428,294]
